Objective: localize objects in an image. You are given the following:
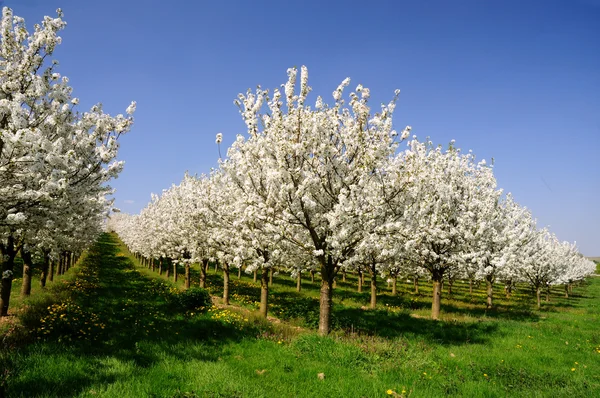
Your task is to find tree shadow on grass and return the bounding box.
[6,233,260,398]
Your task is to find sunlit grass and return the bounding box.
[2,233,599,397]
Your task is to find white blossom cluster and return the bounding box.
[0,8,135,316]
[109,66,594,332]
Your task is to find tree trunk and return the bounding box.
[214,261,218,273]
[165,259,170,279]
[259,268,269,317]
[20,248,33,297]
[173,261,178,283]
[200,259,208,288]
[342,270,346,282]
[40,250,50,288]
[564,284,569,298]
[431,271,443,320]
[469,278,473,295]
[49,259,55,282]
[0,236,18,317]
[370,272,377,309]
[253,270,257,283]
[447,280,453,296]
[414,277,419,294]
[536,286,542,310]
[310,270,314,283]
[296,271,302,292]
[185,263,191,289]
[486,278,493,309]
[238,266,242,279]
[392,275,397,295]
[545,285,550,302]
[159,258,163,275]
[357,270,363,293]
[269,268,273,286]
[318,273,334,336]
[151,258,155,272]
[223,262,230,305]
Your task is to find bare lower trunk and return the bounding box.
[214,261,218,273]
[296,271,302,292]
[392,276,397,295]
[151,258,155,272]
[469,279,473,295]
[259,268,269,317]
[414,277,419,294]
[370,273,377,309]
[536,286,541,310]
[486,279,493,309]
[185,263,191,289]
[200,259,208,288]
[0,236,17,317]
[159,258,163,275]
[545,286,550,302]
[431,270,443,320]
[310,270,314,283]
[342,270,346,282]
[269,268,273,286]
[223,262,230,305]
[173,262,178,283]
[20,249,33,297]
[238,266,242,279]
[318,275,334,336]
[357,270,363,293]
[40,251,50,288]
[564,284,569,298]
[253,270,257,283]
[447,280,453,296]
[49,260,55,282]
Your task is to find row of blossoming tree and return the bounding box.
[0,7,135,316]
[109,66,594,335]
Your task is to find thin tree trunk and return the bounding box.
[545,285,550,302]
[392,275,397,295]
[159,258,163,275]
[447,280,453,296]
[342,270,346,282]
[0,236,18,317]
[49,258,55,283]
[259,268,269,317]
[486,278,493,309]
[431,270,443,320]
[414,277,419,294]
[253,270,257,283]
[564,284,569,298]
[20,248,33,297]
[238,266,242,279]
[200,259,208,288]
[318,271,334,336]
[223,262,230,305]
[469,278,473,295]
[296,271,302,292]
[310,270,314,283]
[269,268,273,286]
[357,270,363,293]
[40,250,50,288]
[370,272,377,309]
[165,259,170,279]
[173,261,178,283]
[151,258,155,272]
[185,263,191,289]
[536,286,542,309]
[214,261,218,273]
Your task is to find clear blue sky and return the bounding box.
[7,0,599,255]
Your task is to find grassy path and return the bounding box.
[2,233,599,397]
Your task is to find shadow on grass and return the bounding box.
[6,233,258,398]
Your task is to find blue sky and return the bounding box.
[7,0,599,255]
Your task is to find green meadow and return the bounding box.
[1,233,599,397]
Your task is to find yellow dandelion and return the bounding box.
[571,368,576,371]
[386,390,393,395]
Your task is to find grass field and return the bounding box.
[1,233,599,397]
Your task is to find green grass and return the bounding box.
[1,233,599,397]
